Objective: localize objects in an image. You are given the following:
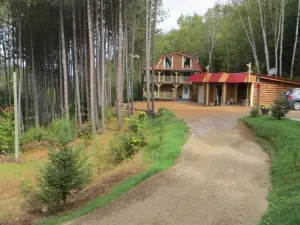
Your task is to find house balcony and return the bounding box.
[150,75,191,83]
[143,91,174,100]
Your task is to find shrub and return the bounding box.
[21,127,47,145]
[271,95,290,120]
[249,106,260,117]
[38,146,92,208]
[105,108,116,121]
[46,119,76,146]
[76,120,92,143]
[20,178,34,197]
[109,132,146,164]
[0,106,14,153]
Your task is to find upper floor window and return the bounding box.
[164,56,173,68]
[182,56,191,68]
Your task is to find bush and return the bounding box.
[20,178,34,197]
[105,108,116,121]
[76,120,92,142]
[46,119,76,146]
[0,106,14,153]
[38,146,92,208]
[249,106,260,117]
[271,95,290,120]
[21,127,47,145]
[110,132,147,164]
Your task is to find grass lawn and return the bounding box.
[243,116,300,225]
[35,109,188,225]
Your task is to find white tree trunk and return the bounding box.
[279,0,285,77]
[145,0,151,114]
[291,0,300,78]
[258,0,270,72]
[238,1,260,74]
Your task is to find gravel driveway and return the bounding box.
[68,102,270,225]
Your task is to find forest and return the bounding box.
[0,0,162,135]
[156,0,300,79]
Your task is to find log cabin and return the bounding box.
[188,72,300,106]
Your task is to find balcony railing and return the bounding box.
[143,91,174,99]
[152,75,190,83]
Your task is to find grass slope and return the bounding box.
[35,109,187,225]
[243,116,300,225]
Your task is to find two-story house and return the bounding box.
[143,52,202,100]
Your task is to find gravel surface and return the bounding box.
[68,102,270,225]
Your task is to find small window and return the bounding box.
[164,56,173,68]
[183,56,191,68]
[285,90,292,96]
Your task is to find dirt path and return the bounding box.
[69,102,270,225]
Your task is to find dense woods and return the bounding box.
[0,0,162,134]
[156,0,300,79]
[1,0,300,134]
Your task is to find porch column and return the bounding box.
[212,85,216,104]
[250,83,254,107]
[156,84,162,98]
[235,83,238,104]
[175,71,179,83]
[222,83,227,105]
[206,83,209,106]
[158,71,162,82]
[173,84,180,100]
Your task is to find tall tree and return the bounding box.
[258,0,270,72]
[291,0,300,78]
[59,0,69,120]
[116,0,123,130]
[87,0,97,133]
[100,0,105,133]
[72,0,82,128]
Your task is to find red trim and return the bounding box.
[188,74,206,82]
[227,72,248,83]
[209,73,223,82]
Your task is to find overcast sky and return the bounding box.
[158,0,218,32]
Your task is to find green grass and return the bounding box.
[243,116,300,225]
[35,109,187,225]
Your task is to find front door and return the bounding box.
[198,85,205,104]
[182,86,190,99]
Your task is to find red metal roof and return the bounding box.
[188,73,206,82]
[209,73,223,82]
[226,72,248,83]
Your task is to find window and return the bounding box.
[182,56,191,68]
[164,56,173,68]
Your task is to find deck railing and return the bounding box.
[152,75,190,83]
[143,91,174,99]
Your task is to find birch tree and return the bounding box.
[258,0,270,72]
[291,0,300,78]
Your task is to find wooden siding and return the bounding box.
[225,84,236,103]
[253,80,300,105]
[156,53,199,70]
